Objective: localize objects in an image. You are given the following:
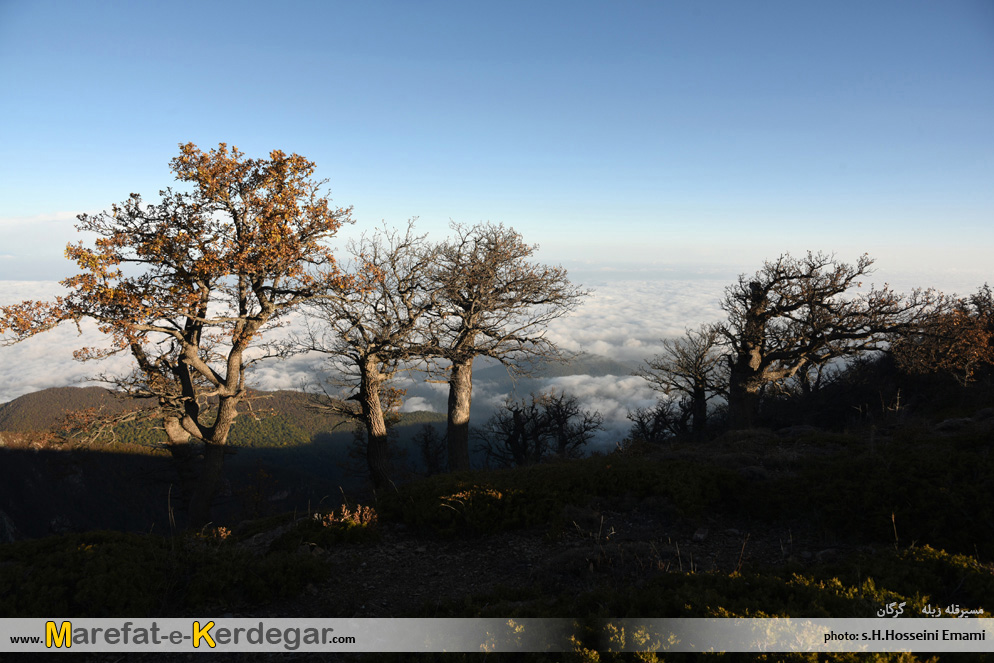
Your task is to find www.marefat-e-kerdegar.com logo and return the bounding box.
[40,620,352,651]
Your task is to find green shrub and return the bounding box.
[727,428,994,558]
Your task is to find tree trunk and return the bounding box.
[184,395,239,530]
[691,386,708,440]
[727,367,762,430]
[726,281,768,430]
[163,414,197,530]
[187,442,226,530]
[359,358,391,490]
[446,358,474,471]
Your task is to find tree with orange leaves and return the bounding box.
[893,284,994,387]
[0,143,352,528]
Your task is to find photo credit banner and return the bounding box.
[1,618,991,653]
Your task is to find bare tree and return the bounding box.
[414,423,446,476]
[625,399,692,446]
[426,222,587,471]
[475,391,602,468]
[634,324,726,439]
[298,222,437,489]
[1,143,352,528]
[719,252,937,429]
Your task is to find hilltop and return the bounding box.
[0,386,138,433]
[3,420,993,663]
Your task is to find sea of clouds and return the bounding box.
[2,267,987,449]
[0,278,730,447]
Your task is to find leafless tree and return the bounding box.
[719,251,938,429]
[298,222,437,489]
[425,222,587,471]
[475,391,602,468]
[634,324,726,438]
[414,424,446,476]
[625,399,692,445]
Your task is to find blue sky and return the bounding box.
[1,0,992,285]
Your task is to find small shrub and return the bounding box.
[269,503,380,552]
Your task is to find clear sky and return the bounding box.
[1,0,992,285]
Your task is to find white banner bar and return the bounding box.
[1,617,990,653]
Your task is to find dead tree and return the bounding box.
[475,391,602,468]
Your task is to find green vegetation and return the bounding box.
[426,544,990,620]
[379,424,994,560]
[728,427,994,559]
[1,380,992,663]
[0,529,328,617]
[1,418,992,663]
[0,386,135,432]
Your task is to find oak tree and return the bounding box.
[426,222,587,471]
[298,222,438,489]
[892,284,994,387]
[719,252,935,429]
[634,324,725,439]
[0,143,352,527]
[625,398,692,445]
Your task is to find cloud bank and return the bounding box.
[3,270,985,448]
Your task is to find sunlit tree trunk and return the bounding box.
[446,358,473,472]
[358,356,391,490]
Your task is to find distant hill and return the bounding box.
[0,386,142,432]
[0,353,632,436]
[0,385,445,450]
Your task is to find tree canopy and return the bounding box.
[425,222,588,471]
[1,142,353,527]
[719,252,937,428]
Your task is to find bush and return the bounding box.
[269,503,380,552]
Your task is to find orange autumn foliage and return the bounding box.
[1,142,353,527]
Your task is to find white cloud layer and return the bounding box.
[543,278,727,365]
[0,279,718,449]
[3,270,989,449]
